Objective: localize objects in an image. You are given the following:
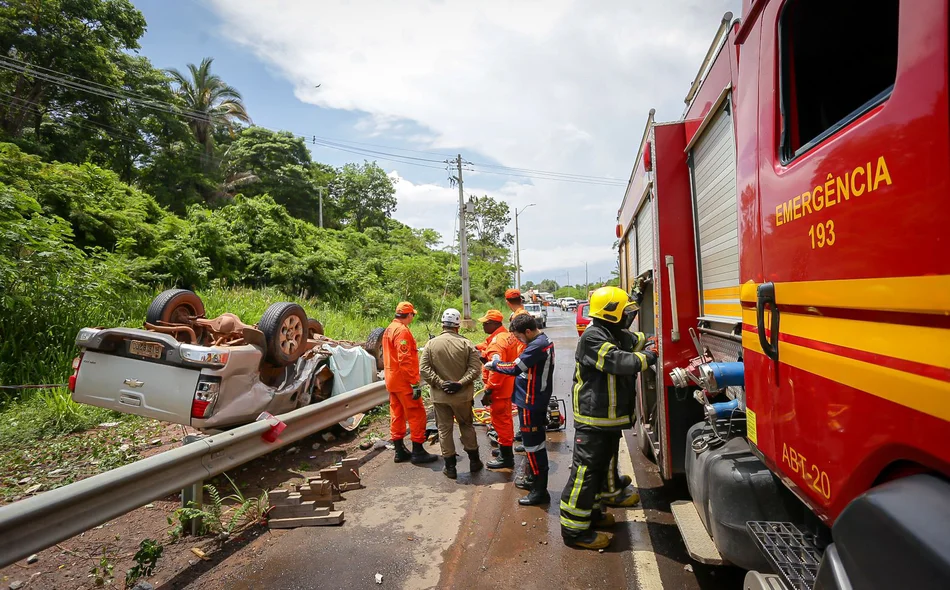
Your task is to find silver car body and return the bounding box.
[72,326,368,430]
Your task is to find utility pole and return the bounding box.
[317,187,325,228]
[585,262,589,294]
[456,154,473,327]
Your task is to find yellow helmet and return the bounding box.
[588,286,636,323]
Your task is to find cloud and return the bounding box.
[207,0,741,279]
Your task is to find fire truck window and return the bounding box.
[779,0,899,159]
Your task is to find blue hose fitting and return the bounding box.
[709,399,740,418]
[699,362,744,393]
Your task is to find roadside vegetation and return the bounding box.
[0,0,513,509]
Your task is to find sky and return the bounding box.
[132,0,741,287]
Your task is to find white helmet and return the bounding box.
[441,308,462,327]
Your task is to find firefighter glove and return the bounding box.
[482,389,494,407]
[411,383,423,400]
[643,349,658,366]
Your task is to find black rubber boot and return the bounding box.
[393,439,411,463]
[518,473,550,506]
[410,441,438,464]
[486,445,514,469]
[467,449,484,473]
[491,448,501,457]
[442,455,458,479]
[514,470,535,490]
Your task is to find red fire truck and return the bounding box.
[617,2,950,588]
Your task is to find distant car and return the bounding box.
[560,297,578,311]
[69,289,381,432]
[575,302,591,336]
[524,303,547,328]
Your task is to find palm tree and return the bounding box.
[166,57,251,166]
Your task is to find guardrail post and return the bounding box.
[181,434,205,536]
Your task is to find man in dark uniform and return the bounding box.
[559,286,657,550]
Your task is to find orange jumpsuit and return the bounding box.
[478,326,520,446]
[383,320,426,443]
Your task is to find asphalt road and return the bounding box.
[223,309,746,589]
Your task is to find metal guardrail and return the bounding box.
[0,381,388,567]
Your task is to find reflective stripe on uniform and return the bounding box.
[573,366,583,417]
[559,501,592,517]
[635,352,647,371]
[595,342,615,371]
[573,413,632,427]
[517,359,529,372]
[633,332,646,352]
[568,465,586,509]
[607,374,617,419]
[560,516,590,531]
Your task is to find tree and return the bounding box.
[0,0,147,138]
[224,127,325,221]
[465,194,513,264]
[166,57,250,165]
[332,161,396,231]
[538,279,559,293]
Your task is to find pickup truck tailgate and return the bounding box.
[73,351,200,425]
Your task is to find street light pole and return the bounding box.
[317,187,325,229]
[514,203,535,291]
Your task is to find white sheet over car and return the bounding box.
[324,344,377,397]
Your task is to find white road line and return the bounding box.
[619,436,664,590]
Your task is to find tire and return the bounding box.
[145,289,205,325]
[308,318,324,338]
[259,302,309,367]
[364,327,386,370]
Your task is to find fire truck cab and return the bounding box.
[620,2,950,589]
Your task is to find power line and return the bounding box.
[470,161,626,183]
[2,56,629,186]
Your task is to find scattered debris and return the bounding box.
[286,446,300,455]
[684,564,694,573]
[598,549,605,554]
[190,547,211,561]
[9,580,24,590]
[321,432,336,443]
[17,477,31,485]
[375,572,384,584]
[24,484,42,495]
[521,521,527,526]
[144,503,155,509]
[268,478,344,528]
[150,439,162,446]
[26,554,38,564]
[311,442,322,451]
[131,582,155,590]
[98,421,120,428]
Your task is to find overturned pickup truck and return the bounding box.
[69,289,385,432]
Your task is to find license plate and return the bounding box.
[129,340,163,359]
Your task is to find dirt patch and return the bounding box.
[0,412,391,589]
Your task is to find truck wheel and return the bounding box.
[308,318,324,338]
[364,327,386,370]
[259,302,309,366]
[146,289,205,325]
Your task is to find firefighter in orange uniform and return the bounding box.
[476,310,519,469]
[383,301,437,465]
[505,288,529,327]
